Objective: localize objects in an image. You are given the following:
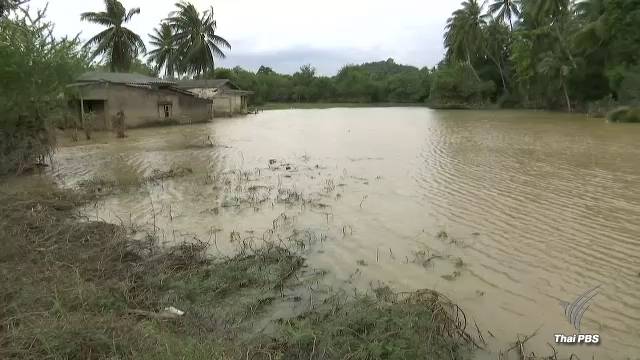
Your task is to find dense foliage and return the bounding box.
[432,0,640,111]
[200,59,432,105]
[0,8,89,175]
[0,0,26,17]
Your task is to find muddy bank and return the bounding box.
[0,189,479,359]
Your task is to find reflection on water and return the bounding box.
[28,108,640,359]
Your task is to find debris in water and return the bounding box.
[441,271,461,281]
[163,306,185,317]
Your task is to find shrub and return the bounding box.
[607,106,640,123]
[0,10,88,175]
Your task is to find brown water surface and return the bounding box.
[19,108,640,359]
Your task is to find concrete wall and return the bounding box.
[211,94,246,116]
[186,87,247,117]
[78,83,212,129]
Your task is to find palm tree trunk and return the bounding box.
[485,50,508,93]
[496,62,508,93]
[466,51,481,81]
[562,80,572,112]
[554,26,577,68]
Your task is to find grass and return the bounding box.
[0,188,483,359]
[259,102,429,110]
[0,189,303,359]
[268,289,476,359]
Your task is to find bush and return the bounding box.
[0,10,88,175]
[607,106,640,123]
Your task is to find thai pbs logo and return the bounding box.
[555,285,601,345]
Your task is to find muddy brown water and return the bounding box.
[13,108,640,359]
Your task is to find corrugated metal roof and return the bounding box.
[74,72,176,86]
[175,79,239,90]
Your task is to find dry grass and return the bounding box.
[0,188,490,359]
[0,189,304,359]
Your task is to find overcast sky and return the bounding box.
[29,0,461,75]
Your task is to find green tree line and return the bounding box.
[209,60,432,105]
[432,0,640,112]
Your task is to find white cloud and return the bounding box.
[29,0,462,75]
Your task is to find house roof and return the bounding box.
[175,79,240,90]
[72,72,176,86]
[68,72,211,102]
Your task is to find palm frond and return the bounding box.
[79,11,113,26]
[125,7,140,22]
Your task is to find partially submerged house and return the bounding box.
[67,72,213,129]
[175,79,253,117]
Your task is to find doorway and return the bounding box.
[158,103,173,119]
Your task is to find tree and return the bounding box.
[292,65,317,101]
[429,63,495,108]
[148,23,177,78]
[257,65,275,75]
[1,7,88,174]
[537,51,573,111]
[80,0,146,72]
[488,0,521,30]
[482,19,511,92]
[530,0,569,24]
[572,0,608,59]
[0,0,28,17]
[444,0,487,80]
[167,1,231,76]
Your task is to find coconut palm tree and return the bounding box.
[530,0,570,23]
[482,19,511,91]
[148,23,177,78]
[80,0,146,72]
[0,0,28,17]
[488,0,521,31]
[573,0,608,52]
[167,1,231,77]
[444,0,487,80]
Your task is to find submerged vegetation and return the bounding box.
[0,188,479,359]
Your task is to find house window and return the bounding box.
[159,104,172,119]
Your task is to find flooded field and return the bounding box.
[20,108,640,359]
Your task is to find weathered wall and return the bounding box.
[211,94,245,116]
[78,83,212,129]
[212,96,234,116]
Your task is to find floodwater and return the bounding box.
[24,108,640,358]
